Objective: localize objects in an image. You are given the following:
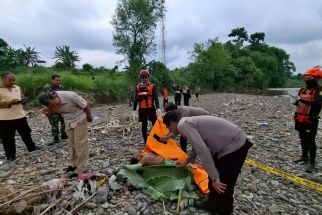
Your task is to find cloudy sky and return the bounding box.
[1,0,321,73]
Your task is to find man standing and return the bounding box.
[160,102,209,152]
[133,69,161,144]
[127,85,135,107]
[0,72,40,161]
[173,84,182,106]
[39,91,92,177]
[43,74,67,144]
[163,112,252,215]
[183,85,191,106]
[292,67,322,173]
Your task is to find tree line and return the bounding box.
[0,0,298,99]
[0,39,81,71]
[111,0,296,90]
[169,27,296,90]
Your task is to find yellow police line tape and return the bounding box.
[245,159,322,192]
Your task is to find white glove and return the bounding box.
[156,108,162,116]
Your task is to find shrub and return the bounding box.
[59,72,93,92]
[93,73,127,103]
[16,72,51,99]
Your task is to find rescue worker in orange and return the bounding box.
[292,67,322,173]
[161,87,169,109]
[133,69,161,144]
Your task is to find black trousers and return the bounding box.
[183,97,189,106]
[139,108,157,144]
[298,129,317,165]
[0,117,36,159]
[207,140,252,214]
[174,95,181,106]
[163,98,168,109]
[180,136,187,153]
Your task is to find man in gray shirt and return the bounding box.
[39,91,93,178]
[163,111,252,215]
[160,102,209,152]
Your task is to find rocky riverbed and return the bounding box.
[0,93,321,215]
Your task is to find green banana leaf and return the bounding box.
[117,160,199,205]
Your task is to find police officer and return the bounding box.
[292,67,322,173]
[43,74,68,144]
[133,69,161,144]
[163,112,252,215]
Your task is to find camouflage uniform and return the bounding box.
[128,86,135,107]
[43,84,67,143]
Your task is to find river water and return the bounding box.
[266,88,300,96]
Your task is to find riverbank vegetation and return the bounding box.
[0,1,302,104]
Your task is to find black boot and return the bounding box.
[293,157,308,164]
[305,164,317,173]
[61,132,68,140]
[194,199,212,211]
[49,135,60,145]
[65,166,77,172]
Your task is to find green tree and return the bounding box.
[228,27,249,45]
[249,51,278,87]
[82,63,94,72]
[0,38,9,56]
[111,0,165,82]
[146,60,171,90]
[13,46,40,67]
[249,32,265,45]
[232,56,264,89]
[190,39,232,89]
[53,45,80,70]
[0,47,18,70]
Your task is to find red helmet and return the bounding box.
[303,68,322,79]
[139,69,150,76]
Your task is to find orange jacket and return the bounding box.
[162,88,169,99]
[137,84,154,109]
[294,87,322,124]
[142,116,209,194]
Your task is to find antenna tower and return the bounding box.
[160,5,166,65]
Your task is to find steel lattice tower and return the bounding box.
[159,6,167,66]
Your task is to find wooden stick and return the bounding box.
[163,200,167,215]
[0,188,24,203]
[128,130,133,142]
[0,185,46,207]
[63,198,73,210]
[68,192,96,215]
[0,188,71,208]
[39,197,63,215]
[176,189,182,213]
[91,122,136,130]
